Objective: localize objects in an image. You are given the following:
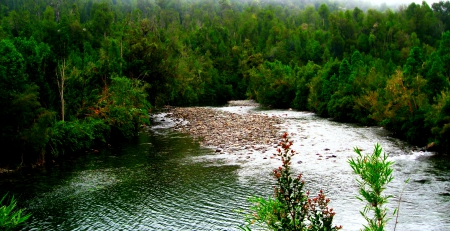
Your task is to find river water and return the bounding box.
[1,106,449,230]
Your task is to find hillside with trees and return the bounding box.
[0,0,449,167]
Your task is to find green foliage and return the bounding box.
[403,46,424,78]
[0,39,54,164]
[242,196,284,229]
[318,4,330,29]
[249,60,296,108]
[338,59,351,84]
[97,77,151,140]
[438,31,450,74]
[330,60,351,114]
[426,91,450,152]
[49,118,110,156]
[11,36,52,106]
[327,93,355,122]
[330,34,345,58]
[372,70,430,144]
[90,1,114,39]
[425,52,448,100]
[292,62,321,111]
[44,76,151,157]
[0,193,31,231]
[241,133,341,231]
[308,59,340,117]
[349,144,394,231]
[0,39,25,90]
[305,39,323,63]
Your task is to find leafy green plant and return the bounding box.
[241,133,341,231]
[94,77,151,140]
[49,118,110,156]
[348,144,394,231]
[0,193,31,230]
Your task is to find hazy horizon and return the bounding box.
[372,0,443,5]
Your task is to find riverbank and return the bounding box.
[161,103,286,161]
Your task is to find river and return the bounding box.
[1,105,449,230]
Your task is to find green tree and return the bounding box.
[5,10,32,37]
[0,39,53,164]
[338,58,351,84]
[426,90,450,152]
[92,77,151,140]
[330,33,345,58]
[351,50,363,68]
[308,59,340,117]
[293,61,321,111]
[437,31,450,75]
[327,58,356,121]
[403,46,424,79]
[357,33,370,53]
[305,39,322,63]
[432,1,450,32]
[425,52,449,100]
[318,3,330,29]
[249,60,295,108]
[372,70,430,144]
[91,1,114,39]
[11,37,52,107]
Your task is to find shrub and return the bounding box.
[49,118,110,156]
[348,144,394,231]
[93,77,151,140]
[0,193,30,231]
[241,133,341,231]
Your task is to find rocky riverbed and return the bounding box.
[152,101,345,164]
[160,103,288,161]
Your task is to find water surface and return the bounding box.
[1,106,449,230]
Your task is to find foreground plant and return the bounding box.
[241,132,342,231]
[349,144,394,231]
[0,193,31,230]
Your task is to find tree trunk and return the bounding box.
[56,59,66,121]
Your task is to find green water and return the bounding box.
[0,129,270,230]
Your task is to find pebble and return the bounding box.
[164,107,283,157]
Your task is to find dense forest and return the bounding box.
[0,0,449,167]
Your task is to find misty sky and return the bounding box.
[371,0,442,5]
